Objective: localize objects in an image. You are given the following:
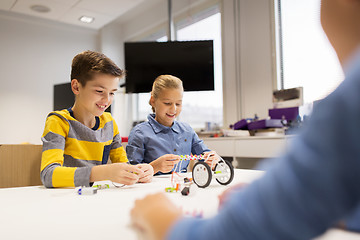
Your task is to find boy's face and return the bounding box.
[321,0,340,61]
[320,0,360,66]
[151,88,183,127]
[74,74,119,117]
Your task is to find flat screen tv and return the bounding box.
[124,40,214,93]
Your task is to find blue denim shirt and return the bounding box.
[126,114,210,174]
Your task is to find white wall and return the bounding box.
[99,22,134,137]
[0,10,99,144]
[0,0,276,143]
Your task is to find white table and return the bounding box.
[0,169,358,240]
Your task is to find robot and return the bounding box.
[177,153,234,188]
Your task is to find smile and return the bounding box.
[96,104,107,110]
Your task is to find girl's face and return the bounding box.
[151,88,183,127]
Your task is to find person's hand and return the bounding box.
[131,193,183,240]
[91,163,143,185]
[203,151,219,170]
[137,164,154,183]
[150,154,180,174]
[218,183,248,209]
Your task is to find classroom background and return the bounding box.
[0,0,343,166]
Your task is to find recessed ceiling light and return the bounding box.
[30,5,51,13]
[79,16,95,24]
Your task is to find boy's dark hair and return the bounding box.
[71,50,124,86]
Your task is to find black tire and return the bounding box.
[192,161,212,188]
[215,160,234,185]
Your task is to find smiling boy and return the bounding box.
[40,50,153,188]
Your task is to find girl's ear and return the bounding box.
[149,95,155,106]
[71,79,80,95]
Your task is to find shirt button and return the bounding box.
[174,149,177,152]
[184,139,187,142]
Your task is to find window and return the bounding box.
[136,5,223,130]
[275,0,344,105]
[176,10,222,130]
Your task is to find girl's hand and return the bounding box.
[131,193,182,240]
[203,151,219,170]
[150,154,180,174]
[137,164,154,183]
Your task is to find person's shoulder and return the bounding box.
[128,121,152,144]
[43,109,71,134]
[47,109,71,122]
[132,121,152,133]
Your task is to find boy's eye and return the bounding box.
[176,103,182,107]
[110,92,115,96]
[96,90,103,93]
[164,102,171,105]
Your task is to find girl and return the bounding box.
[126,75,218,174]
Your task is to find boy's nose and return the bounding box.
[103,94,111,102]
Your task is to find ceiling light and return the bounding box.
[79,16,95,24]
[30,5,51,13]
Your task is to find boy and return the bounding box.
[130,0,360,239]
[40,50,153,188]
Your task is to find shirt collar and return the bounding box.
[147,114,180,134]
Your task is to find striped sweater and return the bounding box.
[40,108,128,188]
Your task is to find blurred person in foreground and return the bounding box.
[130,0,360,239]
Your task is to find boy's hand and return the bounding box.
[91,163,143,185]
[150,154,180,174]
[131,193,182,240]
[137,164,154,183]
[108,163,143,185]
[203,151,219,170]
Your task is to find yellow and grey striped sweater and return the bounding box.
[40,108,127,188]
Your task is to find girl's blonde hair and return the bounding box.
[149,75,184,112]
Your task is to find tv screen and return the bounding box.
[124,40,214,93]
[54,83,111,113]
[54,83,75,111]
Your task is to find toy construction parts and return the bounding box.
[191,153,234,188]
[172,153,234,188]
[165,172,193,196]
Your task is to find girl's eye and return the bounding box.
[176,104,181,107]
[96,90,103,93]
[164,102,171,105]
[110,92,115,96]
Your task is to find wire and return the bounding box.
[112,182,126,188]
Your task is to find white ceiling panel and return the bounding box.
[11,0,72,20]
[0,0,16,11]
[75,0,145,17]
[60,7,113,29]
[52,0,80,5]
[0,0,160,30]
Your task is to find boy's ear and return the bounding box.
[71,79,80,95]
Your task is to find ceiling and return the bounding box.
[0,0,152,30]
